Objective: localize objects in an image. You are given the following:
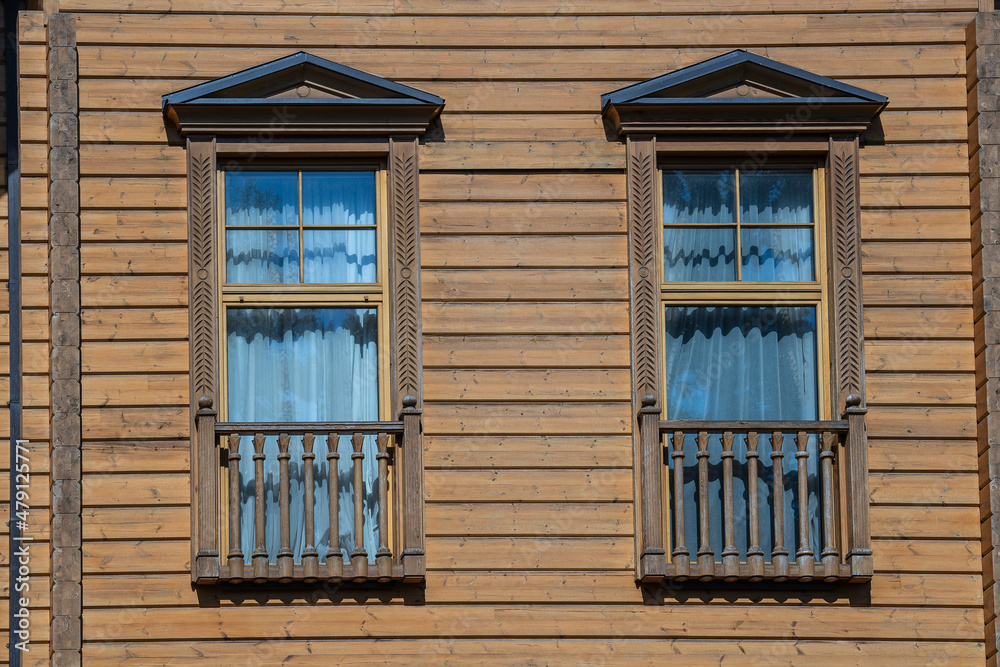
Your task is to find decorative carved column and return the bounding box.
[187,136,220,583]
[627,136,666,580]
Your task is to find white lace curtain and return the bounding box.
[222,169,382,564]
[226,307,379,563]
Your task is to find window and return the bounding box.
[602,50,886,584]
[220,167,388,579]
[661,166,829,578]
[163,53,443,584]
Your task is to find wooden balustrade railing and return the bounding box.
[637,394,871,583]
[193,395,424,585]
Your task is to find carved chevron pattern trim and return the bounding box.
[831,139,863,400]
[189,138,218,402]
[391,140,421,402]
[628,139,659,400]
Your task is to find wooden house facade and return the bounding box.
[2,0,999,664]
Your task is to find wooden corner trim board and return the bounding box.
[972,11,1000,658]
[47,12,84,663]
[609,54,878,585]
[177,57,429,586]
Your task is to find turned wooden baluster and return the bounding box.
[326,434,343,582]
[302,433,319,583]
[670,431,689,579]
[795,431,815,581]
[746,432,764,581]
[251,433,268,583]
[720,431,739,580]
[770,431,789,581]
[226,433,244,582]
[820,430,841,581]
[351,432,368,580]
[695,431,714,579]
[375,433,392,581]
[276,433,293,582]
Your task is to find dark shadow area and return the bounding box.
[861,115,885,146]
[639,578,871,605]
[423,114,446,142]
[195,580,426,607]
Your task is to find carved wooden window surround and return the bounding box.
[163,53,443,585]
[601,51,887,584]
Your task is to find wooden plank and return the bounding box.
[423,269,627,300]
[63,0,982,14]
[80,177,187,209]
[859,143,968,176]
[425,503,632,536]
[81,375,188,407]
[78,571,982,607]
[82,441,189,473]
[79,111,169,144]
[420,202,625,236]
[83,474,190,506]
[81,341,189,373]
[82,408,189,440]
[862,275,972,306]
[82,308,189,341]
[78,639,987,666]
[863,307,972,339]
[77,75,965,113]
[421,237,626,269]
[83,507,189,540]
[422,303,629,335]
[865,373,975,405]
[423,402,630,435]
[81,604,985,641]
[869,440,977,472]
[76,44,966,80]
[81,276,188,307]
[83,539,190,574]
[865,340,974,372]
[870,506,980,539]
[859,176,970,208]
[866,407,975,439]
[869,472,979,505]
[861,241,971,273]
[82,211,188,242]
[79,144,186,176]
[878,110,969,143]
[420,173,624,203]
[73,13,971,48]
[424,435,633,469]
[80,243,188,275]
[425,369,630,401]
[425,469,631,502]
[426,537,633,570]
[423,335,631,369]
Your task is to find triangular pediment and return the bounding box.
[163,52,443,136]
[601,50,886,136]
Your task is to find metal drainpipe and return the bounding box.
[5,0,22,664]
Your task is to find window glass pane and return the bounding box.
[303,229,377,284]
[225,171,298,226]
[662,170,736,224]
[226,307,379,564]
[302,171,377,227]
[663,305,818,421]
[225,229,299,284]
[664,226,736,282]
[740,226,815,282]
[664,305,821,564]
[739,169,813,224]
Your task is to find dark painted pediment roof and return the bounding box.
[163,52,444,136]
[602,50,887,135]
